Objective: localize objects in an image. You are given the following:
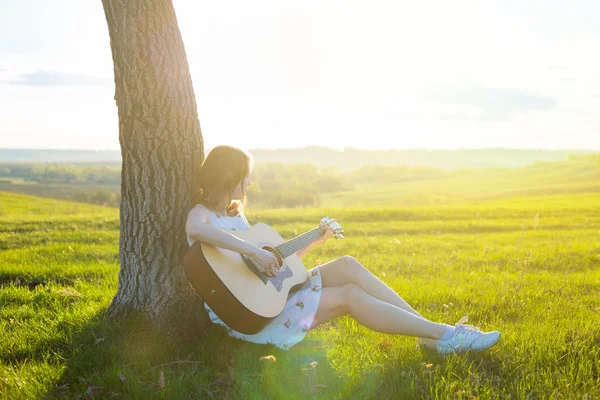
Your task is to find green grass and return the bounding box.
[0,190,599,399]
[322,159,600,207]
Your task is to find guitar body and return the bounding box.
[183,222,309,335]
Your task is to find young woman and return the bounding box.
[185,145,501,354]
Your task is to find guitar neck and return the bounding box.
[275,226,326,258]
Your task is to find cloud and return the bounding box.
[426,84,557,121]
[7,71,112,87]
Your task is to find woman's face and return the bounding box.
[231,173,252,199]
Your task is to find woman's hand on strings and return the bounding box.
[252,247,279,278]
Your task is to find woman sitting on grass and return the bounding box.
[185,145,501,354]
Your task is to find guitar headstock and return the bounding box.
[320,217,344,239]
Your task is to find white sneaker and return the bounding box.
[436,316,501,355]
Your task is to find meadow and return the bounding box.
[0,188,599,399]
[2,153,599,210]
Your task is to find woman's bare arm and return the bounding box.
[296,241,319,259]
[295,225,335,259]
[186,206,260,258]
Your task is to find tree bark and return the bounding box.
[101,0,207,333]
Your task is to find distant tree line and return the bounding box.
[0,163,120,184]
[0,181,120,207]
[0,162,448,208]
[4,147,599,169]
[1,153,598,208]
[248,164,352,208]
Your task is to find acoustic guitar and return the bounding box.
[183,217,344,334]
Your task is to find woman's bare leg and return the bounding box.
[318,256,426,318]
[317,256,443,346]
[311,283,448,340]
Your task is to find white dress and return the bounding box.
[186,206,323,350]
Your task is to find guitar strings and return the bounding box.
[276,226,325,257]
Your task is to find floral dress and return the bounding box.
[186,206,323,350]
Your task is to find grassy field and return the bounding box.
[322,159,600,208]
[0,190,599,399]
[1,155,599,210]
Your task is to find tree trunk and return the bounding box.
[101,0,207,333]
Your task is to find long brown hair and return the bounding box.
[193,145,254,216]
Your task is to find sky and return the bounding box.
[0,0,599,151]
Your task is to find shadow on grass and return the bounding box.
[42,308,333,399]
[20,303,510,398]
[2,300,510,399]
[41,308,238,399]
[367,346,506,399]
